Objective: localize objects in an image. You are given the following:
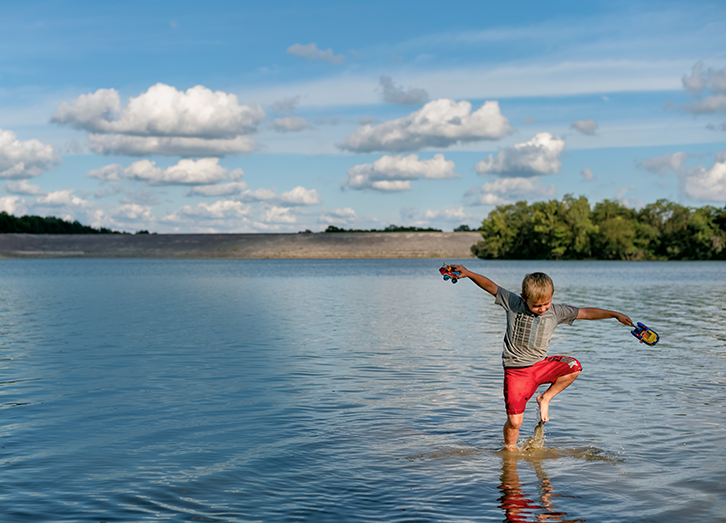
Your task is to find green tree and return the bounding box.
[472,201,535,258]
[591,200,638,259]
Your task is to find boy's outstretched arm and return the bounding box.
[577,307,632,326]
[450,265,498,296]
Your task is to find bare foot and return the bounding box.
[536,393,550,423]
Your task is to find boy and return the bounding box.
[450,265,632,451]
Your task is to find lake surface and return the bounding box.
[0,258,724,522]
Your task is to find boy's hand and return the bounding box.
[449,264,471,279]
[614,312,633,326]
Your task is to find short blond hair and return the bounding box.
[521,272,554,301]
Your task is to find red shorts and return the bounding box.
[503,356,582,415]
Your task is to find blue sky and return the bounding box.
[1,0,725,233]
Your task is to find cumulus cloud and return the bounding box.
[706,122,726,132]
[467,177,556,206]
[343,153,457,191]
[581,168,595,181]
[88,158,244,186]
[319,207,357,225]
[338,99,514,153]
[237,186,322,207]
[4,180,45,195]
[287,43,344,64]
[680,62,726,114]
[682,96,726,114]
[638,152,690,176]
[423,206,467,221]
[187,181,249,197]
[52,84,264,137]
[379,76,428,106]
[268,116,311,133]
[261,206,297,224]
[88,134,259,156]
[0,195,28,215]
[475,133,565,177]
[111,203,153,222]
[571,119,598,135]
[0,128,59,179]
[52,84,265,156]
[683,152,726,201]
[35,190,91,208]
[163,200,252,222]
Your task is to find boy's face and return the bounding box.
[522,293,553,316]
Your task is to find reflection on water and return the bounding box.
[0,259,724,522]
[500,424,623,522]
[499,455,585,523]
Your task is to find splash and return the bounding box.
[520,421,546,452]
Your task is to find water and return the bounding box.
[0,258,724,522]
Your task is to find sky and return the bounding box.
[1,0,725,233]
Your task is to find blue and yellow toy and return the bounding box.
[439,264,461,284]
[631,322,660,346]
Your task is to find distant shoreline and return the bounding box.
[0,232,481,259]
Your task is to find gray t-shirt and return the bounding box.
[495,287,579,368]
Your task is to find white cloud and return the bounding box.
[88,158,244,186]
[287,43,344,64]
[638,152,690,176]
[87,164,123,181]
[0,128,59,179]
[680,62,726,114]
[268,116,311,133]
[581,168,595,181]
[52,83,264,138]
[87,133,259,156]
[475,133,565,177]
[343,153,457,191]
[682,61,726,95]
[237,186,322,206]
[467,177,556,206]
[681,95,726,114]
[319,207,357,225]
[338,99,514,153]
[52,84,265,156]
[112,203,153,221]
[277,186,322,206]
[379,76,428,106]
[571,119,598,135]
[423,206,467,221]
[262,206,297,224]
[35,189,91,208]
[4,180,45,195]
[0,195,28,215]
[164,200,251,221]
[187,181,249,197]
[683,152,726,201]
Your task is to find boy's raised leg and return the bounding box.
[503,413,524,450]
[536,371,581,423]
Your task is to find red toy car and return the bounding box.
[439,264,461,284]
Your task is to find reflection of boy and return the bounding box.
[451,265,632,451]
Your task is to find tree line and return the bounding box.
[0,212,132,235]
[471,196,726,260]
[325,224,442,233]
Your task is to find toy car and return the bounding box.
[631,322,660,346]
[439,264,461,284]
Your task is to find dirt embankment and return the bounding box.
[0,232,482,259]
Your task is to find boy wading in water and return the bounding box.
[450,265,632,451]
